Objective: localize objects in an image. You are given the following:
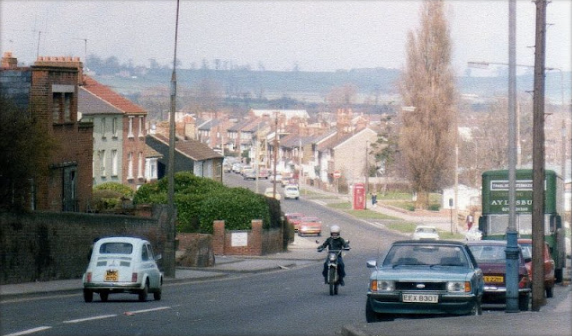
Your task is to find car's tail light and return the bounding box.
[518,275,530,289]
[132,273,138,282]
[86,272,92,283]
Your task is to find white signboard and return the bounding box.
[231,232,248,247]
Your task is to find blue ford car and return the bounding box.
[366,240,484,322]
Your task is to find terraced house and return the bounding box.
[0,52,93,212]
[79,76,148,190]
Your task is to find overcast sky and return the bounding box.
[1,0,570,75]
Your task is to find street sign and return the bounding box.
[333,171,341,179]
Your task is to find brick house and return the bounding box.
[80,76,148,190]
[0,53,94,212]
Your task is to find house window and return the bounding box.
[101,117,107,139]
[137,151,143,178]
[64,93,72,122]
[52,93,62,123]
[138,116,144,138]
[111,150,118,176]
[51,85,74,124]
[128,117,134,138]
[127,152,134,179]
[146,158,157,180]
[99,150,106,177]
[92,150,96,178]
[112,117,118,138]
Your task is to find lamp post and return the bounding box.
[165,0,180,278]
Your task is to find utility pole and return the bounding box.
[365,141,369,210]
[531,0,548,311]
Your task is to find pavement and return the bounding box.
[1,185,571,336]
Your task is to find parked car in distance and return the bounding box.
[298,216,322,236]
[284,185,300,200]
[365,240,484,322]
[264,187,281,200]
[83,237,163,302]
[412,225,440,240]
[467,240,531,311]
[232,163,243,173]
[285,212,304,232]
[257,168,269,179]
[269,172,282,183]
[281,177,298,188]
[243,168,256,180]
[465,226,483,241]
[518,238,555,298]
[240,165,252,176]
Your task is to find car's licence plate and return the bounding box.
[105,270,118,282]
[402,293,438,303]
[484,276,504,283]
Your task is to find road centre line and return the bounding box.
[3,326,52,336]
[63,314,117,323]
[125,306,171,314]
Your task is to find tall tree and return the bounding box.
[398,0,457,209]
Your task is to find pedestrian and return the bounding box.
[466,213,474,230]
[371,191,377,206]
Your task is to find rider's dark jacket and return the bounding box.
[318,237,349,251]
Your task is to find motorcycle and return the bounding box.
[317,241,350,296]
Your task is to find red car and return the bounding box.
[298,216,322,237]
[518,238,555,298]
[467,240,531,311]
[285,212,304,232]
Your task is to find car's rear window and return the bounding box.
[99,242,133,254]
[468,245,505,263]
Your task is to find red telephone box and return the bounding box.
[353,183,365,210]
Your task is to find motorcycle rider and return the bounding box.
[317,225,349,286]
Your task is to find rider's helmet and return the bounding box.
[330,225,341,239]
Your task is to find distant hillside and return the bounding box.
[92,67,570,106]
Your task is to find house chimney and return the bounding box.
[2,51,18,68]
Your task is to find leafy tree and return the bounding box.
[0,95,56,211]
[398,0,457,209]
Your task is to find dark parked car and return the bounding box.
[365,240,484,322]
[467,240,531,311]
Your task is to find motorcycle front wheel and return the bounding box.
[328,268,337,296]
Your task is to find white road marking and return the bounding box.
[125,306,171,315]
[3,326,52,336]
[63,314,117,323]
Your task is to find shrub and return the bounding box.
[94,182,135,198]
[91,189,123,212]
[198,188,270,233]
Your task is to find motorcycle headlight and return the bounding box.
[447,281,471,292]
[328,253,337,262]
[371,280,395,292]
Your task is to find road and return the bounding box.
[1,172,569,336]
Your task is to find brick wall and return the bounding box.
[212,220,285,256]
[0,205,175,285]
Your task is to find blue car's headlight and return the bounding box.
[371,280,395,292]
[447,281,471,292]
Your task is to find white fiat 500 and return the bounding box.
[83,237,163,302]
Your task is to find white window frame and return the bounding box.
[138,116,144,138]
[111,149,118,176]
[112,117,118,138]
[137,151,143,178]
[100,150,106,177]
[101,117,107,139]
[127,152,134,179]
[128,117,134,138]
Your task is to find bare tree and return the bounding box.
[325,84,358,111]
[398,0,457,209]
